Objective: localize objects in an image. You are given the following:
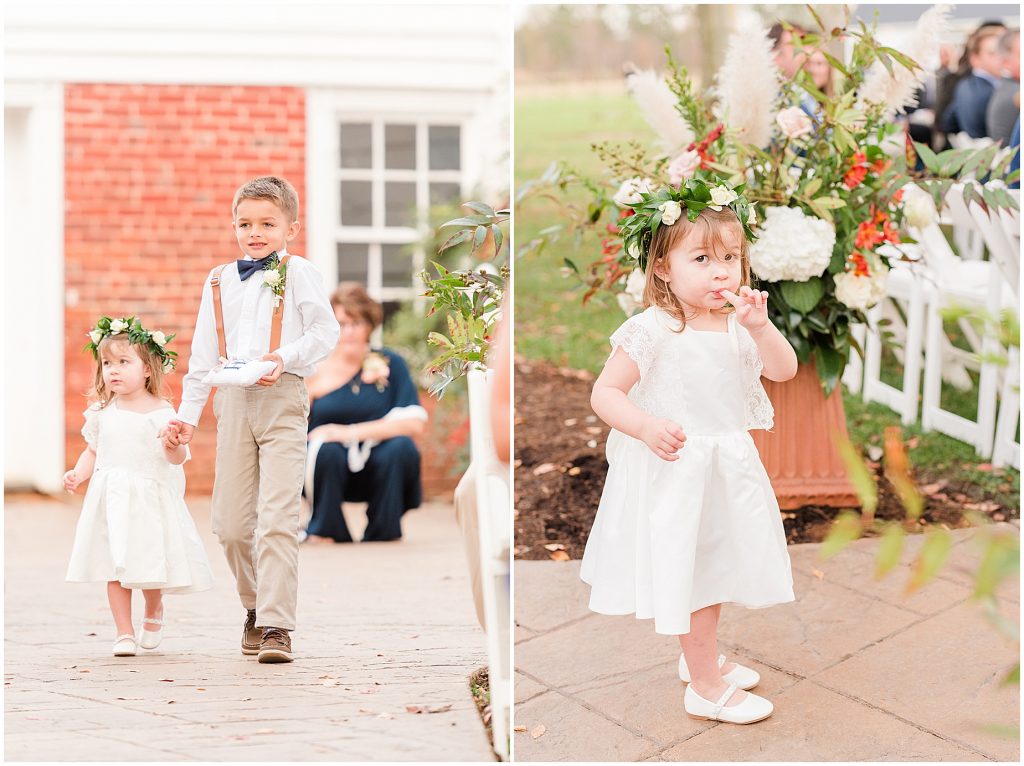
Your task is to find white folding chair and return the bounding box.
[861,255,928,424]
[993,345,1020,470]
[467,368,510,760]
[920,184,1016,457]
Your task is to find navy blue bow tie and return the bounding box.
[237,252,277,281]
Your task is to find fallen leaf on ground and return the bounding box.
[254,728,274,735]
[543,543,565,552]
[567,467,582,476]
[920,481,948,495]
[585,426,602,435]
[377,713,395,720]
[563,418,578,427]
[976,463,993,472]
[358,707,374,714]
[531,724,547,739]
[158,678,174,683]
[549,550,570,562]
[78,669,91,674]
[532,463,558,476]
[514,725,527,733]
[811,569,825,580]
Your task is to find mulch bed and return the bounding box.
[514,358,1019,561]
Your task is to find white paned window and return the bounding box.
[336,119,463,321]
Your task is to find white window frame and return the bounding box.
[307,88,483,316]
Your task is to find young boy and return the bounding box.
[164,176,340,663]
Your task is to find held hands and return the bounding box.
[721,286,771,334]
[160,420,195,449]
[63,470,82,494]
[639,416,687,462]
[257,352,284,386]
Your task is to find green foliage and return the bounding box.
[423,203,509,398]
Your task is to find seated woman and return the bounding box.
[303,283,427,543]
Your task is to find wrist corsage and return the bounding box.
[262,253,288,307]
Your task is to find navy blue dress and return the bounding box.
[306,348,423,542]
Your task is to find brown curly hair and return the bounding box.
[331,282,383,330]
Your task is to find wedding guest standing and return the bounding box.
[986,29,1020,146]
[304,283,427,543]
[941,25,1007,138]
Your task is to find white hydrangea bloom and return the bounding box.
[747,206,835,282]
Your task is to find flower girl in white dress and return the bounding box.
[582,177,798,724]
[64,316,213,656]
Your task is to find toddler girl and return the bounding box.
[581,177,798,724]
[64,316,214,656]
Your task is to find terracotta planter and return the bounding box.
[751,361,858,510]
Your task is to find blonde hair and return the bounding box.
[232,176,299,222]
[331,282,383,330]
[642,207,752,331]
[90,334,169,408]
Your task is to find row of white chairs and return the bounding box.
[843,183,1020,469]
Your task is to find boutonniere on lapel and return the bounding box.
[261,252,288,307]
[353,352,390,394]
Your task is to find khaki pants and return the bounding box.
[211,373,309,631]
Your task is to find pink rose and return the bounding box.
[667,150,701,185]
[776,107,813,139]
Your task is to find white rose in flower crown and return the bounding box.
[626,241,640,258]
[708,185,739,210]
[162,359,175,374]
[748,206,836,282]
[667,150,701,185]
[617,268,647,317]
[902,186,937,231]
[150,331,167,347]
[88,329,103,345]
[747,205,758,226]
[613,177,652,207]
[109,318,128,334]
[776,106,814,139]
[659,200,683,226]
[263,270,283,288]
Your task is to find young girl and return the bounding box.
[581,178,798,725]
[64,316,214,657]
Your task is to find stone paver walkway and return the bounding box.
[514,524,1019,762]
[5,494,493,762]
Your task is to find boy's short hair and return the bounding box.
[232,176,299,222]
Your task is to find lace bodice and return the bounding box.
[608,307,774,432]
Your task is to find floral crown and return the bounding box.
[84,316,178,374]
[617,173,758,271]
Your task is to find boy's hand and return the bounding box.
[257,352,284,386]
[63,470,82,494]
[721,286,771,334]
[638,417,687,462]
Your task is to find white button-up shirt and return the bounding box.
[177,249,341,426]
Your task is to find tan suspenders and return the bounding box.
[208,255,291,361]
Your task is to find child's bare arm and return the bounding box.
[591,348,686,462]
[63,447,97,493]
[163,440,188,466]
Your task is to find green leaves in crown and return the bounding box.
[619,172,758,272]
[83,315,178,373]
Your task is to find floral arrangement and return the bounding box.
[261,252,287,306]
[84,315,177,373]
[518,5,1018,394]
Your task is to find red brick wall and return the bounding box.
[63,83,306,494]
[62,83,460,499]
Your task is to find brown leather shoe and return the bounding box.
[241,609,260,655]
[257,627,293,663]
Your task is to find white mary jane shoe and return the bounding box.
[112,634,137,657]
[679,652,760,690]
[139,616,164,650]
[684,682,773,724]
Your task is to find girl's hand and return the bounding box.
[159,423,181,450]
[638,417,687,462]
[721,287,771,334]
[63,470,81,494]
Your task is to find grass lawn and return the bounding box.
[513,83,1019,504]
